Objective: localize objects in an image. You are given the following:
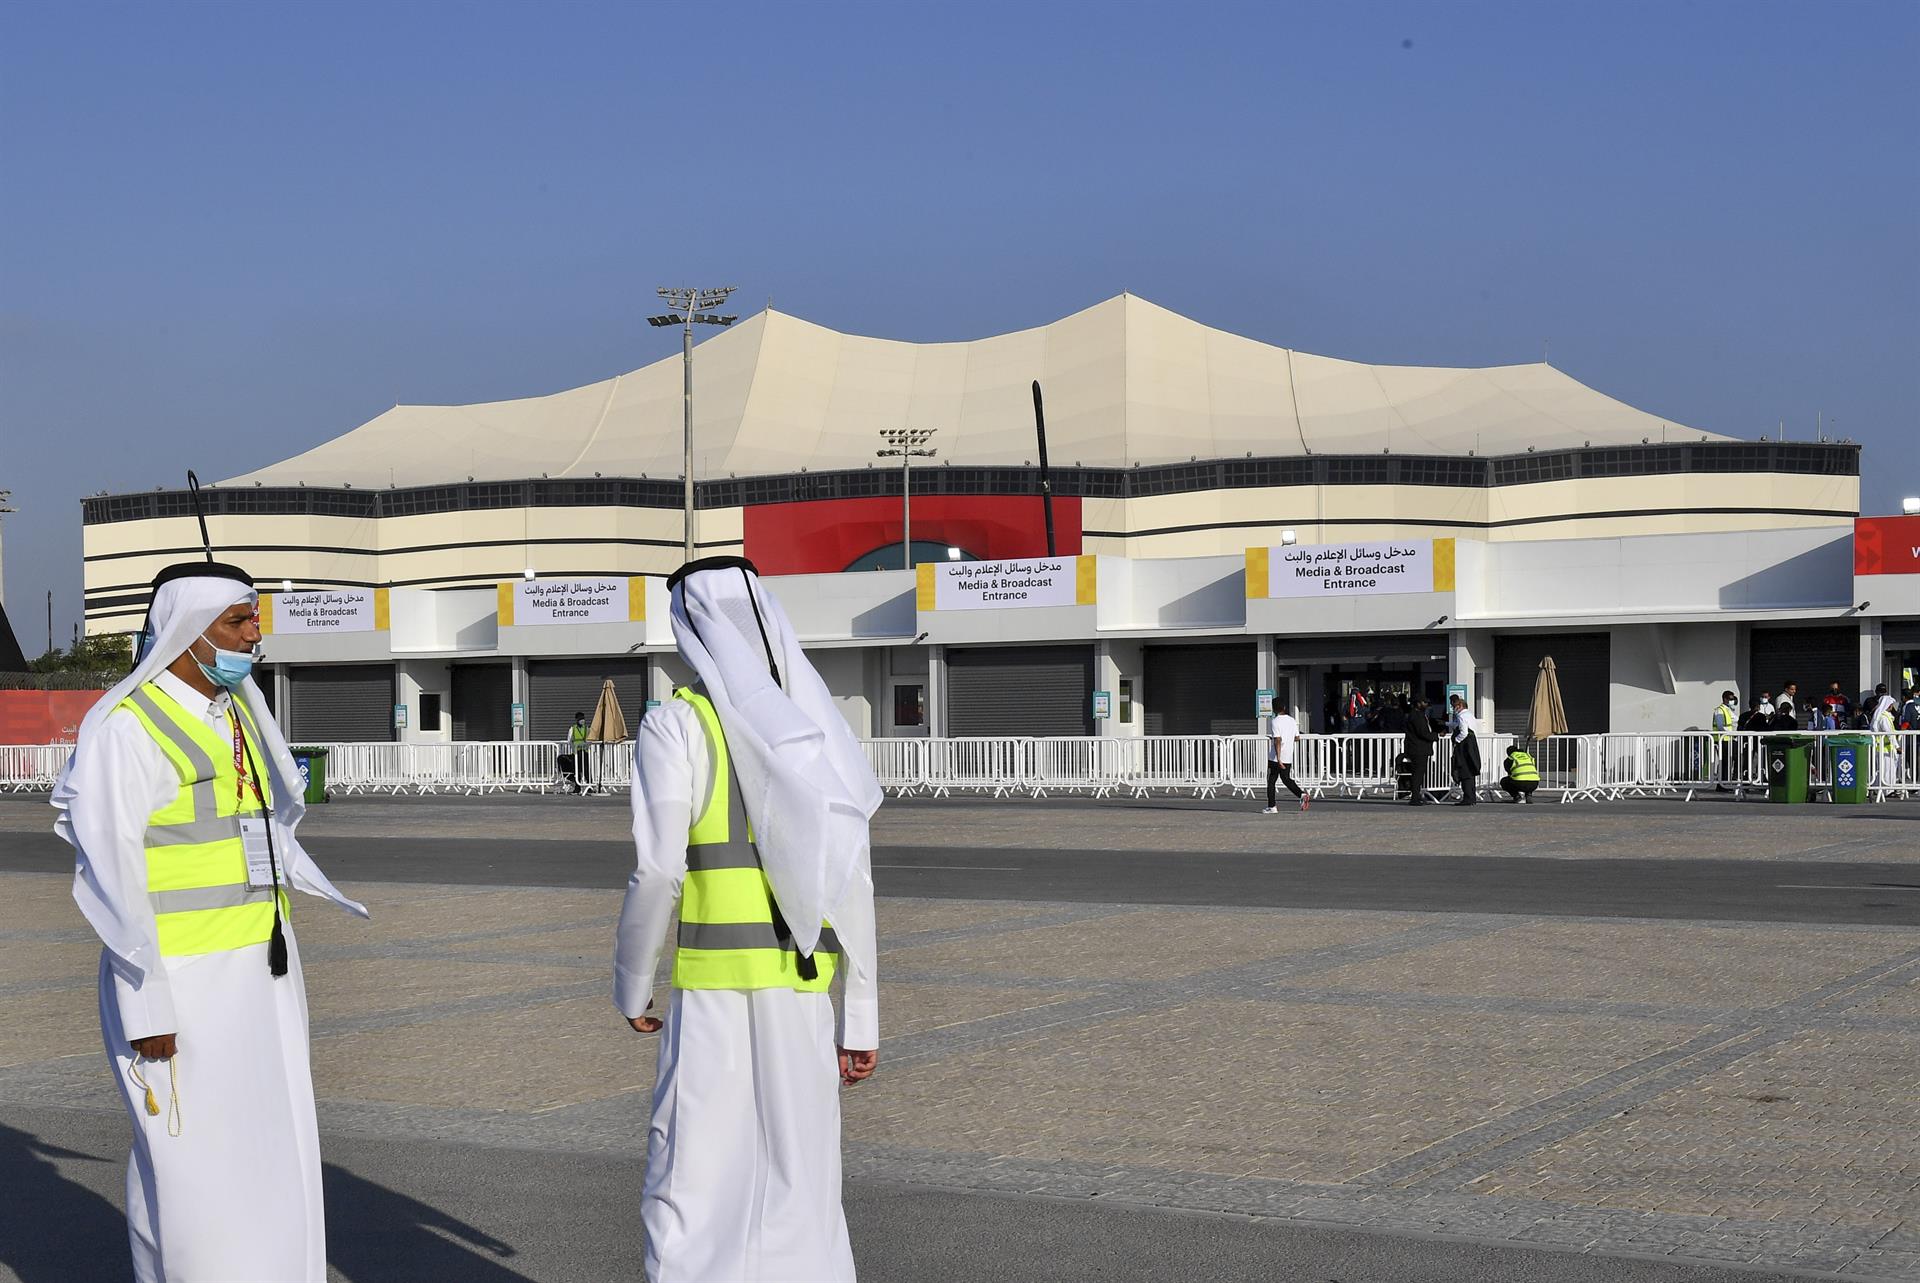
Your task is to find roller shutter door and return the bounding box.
[1880,621,1920,649]
[1749,627,1856,703]
[1144,644,1255,735]
[1494,633,1609,734]
[288,664,394,742]
[946,645,1092,737]
[527,657,648,742]
[452,664,514,741]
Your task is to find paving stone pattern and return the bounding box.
[0,863,1917,1279]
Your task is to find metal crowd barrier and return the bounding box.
[6,731,1919,801]
[0,743,75,792]
[861,738,929,796]
[924,738,1026,797]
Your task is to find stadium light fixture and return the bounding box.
[1280,529,1297,545]
[877,428,939,571]
[281,579,293,593]
[946,546,962,561]
[523,567,536,581]
[651,285,740,559]
[1904,497,1920,515]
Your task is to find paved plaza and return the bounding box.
[0,793,1917,1280]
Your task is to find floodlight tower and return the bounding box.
[649,286,739,560]
[877,429,938,570]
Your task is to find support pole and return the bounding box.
[682,322,694,561]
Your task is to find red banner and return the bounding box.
[1855,516,1920,575]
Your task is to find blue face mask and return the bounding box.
[193,633,257,689]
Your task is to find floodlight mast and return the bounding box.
[877,428,938,571]
[649,285,738,560]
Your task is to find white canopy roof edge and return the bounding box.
[224,294,1724,488]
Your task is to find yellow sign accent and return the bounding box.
[1244,547,1269,600]
[497,582,516,627]
[628,577,648,622]
[373,588,390,631]
[915,562,935,611]
[256,595,274,635]
[1432,538,1456,593]
[1075,555,1098,606]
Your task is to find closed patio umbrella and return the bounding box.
[587,678,629,743]
[1530,656,1570,740]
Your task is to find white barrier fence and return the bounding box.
[0,743,74,792]
[4,732,1916,801]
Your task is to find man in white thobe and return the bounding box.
[1868,685,1900,790]
[53,561,367,1283]
[615,556,881,1283]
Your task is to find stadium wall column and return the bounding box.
[1255,635,1278,729]
[510,657,529,743]
[1449,629,1495,725]
[395,660,452,744]
[1607,623,1732,733]
[1859,619,1884,700]
[928,645,947,738]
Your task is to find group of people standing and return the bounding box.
[54,556,881,1282]
[1398,694,1509,805]
[1265,690,1525,810]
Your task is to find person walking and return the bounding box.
[1500,745,1540,803]
[1264,708,1309,813]
[1711,689,1739,790]
[52,561,367,1283]
[1403,697,1438,805]
[615,556,880,1283]
[1448,694,1481,805]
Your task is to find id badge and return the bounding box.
[239,818,275,889]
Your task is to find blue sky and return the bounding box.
[2,1,1914,648]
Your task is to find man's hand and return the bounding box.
[627,1002,662,1034]
[130,1034,177,1060]
[838,1047,877,1085]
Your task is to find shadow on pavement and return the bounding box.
[0,1121,128,1282]
[324,1162,533,1282]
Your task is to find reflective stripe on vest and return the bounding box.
[671,687,836,993]
[121,683,283,958]
[1506,751,1539,783]
[1713,704,1737,741]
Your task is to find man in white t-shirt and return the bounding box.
[1264,710,1310,813]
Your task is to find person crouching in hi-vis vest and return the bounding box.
[616,556,882,1283]
[52,561,368,1283]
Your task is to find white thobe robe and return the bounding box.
[1871,699,1900,788]
[70,671,329,1283]
[616,698,877,1283]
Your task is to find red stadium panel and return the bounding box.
[743,495,1082,575]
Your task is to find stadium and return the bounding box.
[75,294,1908,748]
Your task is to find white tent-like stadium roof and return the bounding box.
[224,294,1723,488]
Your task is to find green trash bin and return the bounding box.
[1826,734,1871,804]
[1763,735,1813,803]
[291,748,329,804]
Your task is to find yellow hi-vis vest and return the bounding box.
[1506,750,1539,783]
[671,687,837,992]
[120,682,285,958]
[1713,703,1737,740]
